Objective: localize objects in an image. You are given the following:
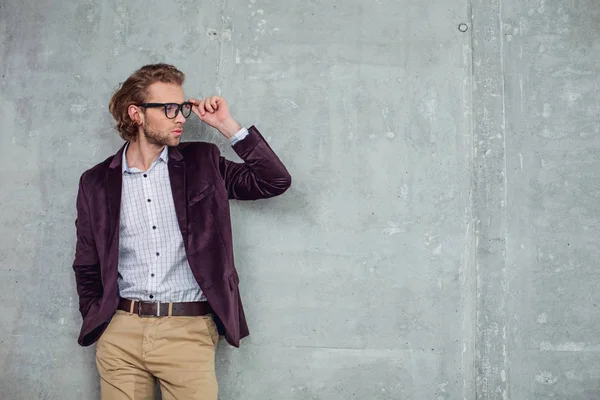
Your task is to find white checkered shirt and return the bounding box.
[117,128,249,302]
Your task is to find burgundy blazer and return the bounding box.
[72,126,291,347]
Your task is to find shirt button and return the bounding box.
[149,294,154,299]
[156,252,160,256]
[152,226,156,230]
[151,274,155,277]
[147,199,151,202]
[143,174,147,178]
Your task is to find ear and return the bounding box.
[128,104,143,125]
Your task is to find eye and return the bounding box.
[166,103,178,112]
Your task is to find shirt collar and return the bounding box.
[122,142,170,173]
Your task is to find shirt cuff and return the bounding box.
[229,127,250,146]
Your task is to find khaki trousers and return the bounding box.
[95,310,219,400]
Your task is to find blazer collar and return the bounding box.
[108,142,182,170]
[168,145,183,161]
[109,142,127,170]
[167,146,187,244]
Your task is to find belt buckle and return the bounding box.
[138,301,161,317]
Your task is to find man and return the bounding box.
[72,63,291,399]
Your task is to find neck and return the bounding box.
[126,136,165,171]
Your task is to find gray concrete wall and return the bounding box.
[0,1,597,399]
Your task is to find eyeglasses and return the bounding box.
[140,102,193,119]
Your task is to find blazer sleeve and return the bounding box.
[218,125,292,200]
[72,174,103,318]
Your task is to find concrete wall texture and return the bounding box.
[1,0,598,399]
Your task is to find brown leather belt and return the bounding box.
[118,298,212,317]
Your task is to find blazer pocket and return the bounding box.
[188,185,215,206]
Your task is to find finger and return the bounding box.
[204,97,214,113]
[203,98,212,114]
[198,98,207,116]
[210,97,218,110]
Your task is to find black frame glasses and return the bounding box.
[140,102,193,119]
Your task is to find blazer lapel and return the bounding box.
[168,146,188,245]
[106,144,125,267]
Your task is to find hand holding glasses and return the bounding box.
[140,97,240,138]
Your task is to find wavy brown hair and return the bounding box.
[108,64,185,141]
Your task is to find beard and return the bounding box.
[142,121,180,147]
